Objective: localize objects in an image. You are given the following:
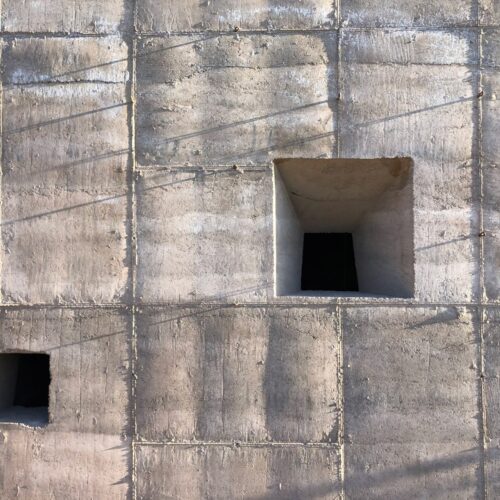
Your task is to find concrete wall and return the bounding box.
[0,1,498,499]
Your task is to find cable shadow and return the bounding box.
[4,35,221,84]
[243,447,482,499]
[0,170,221,225]
[158,100,330,145]
[43,328,128,352]
[138,96,475,166]
[415,235,473,251]
[2,103,128,136]
[344,447,481,498]
[213,131,336,163]
[346,96,475,130]
[137,283,271,326]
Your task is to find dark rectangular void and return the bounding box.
[0,353,50,427]
[301,233,359,291]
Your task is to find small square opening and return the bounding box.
[0,353,50,427]
[301,233,359,291]
[274,158,414,298]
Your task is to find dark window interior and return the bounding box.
[0,353,50,426]
[13,354,50,408]
[301,233,359,291]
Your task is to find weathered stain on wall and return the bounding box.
[0,0,498,499]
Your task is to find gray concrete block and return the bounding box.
[0,308,130,435]
[339,29,479,302]
[345,443,480,499]
[137,0,336,33]
[484,165,500,300]
[481,0,500,25]
[0,428,129,499]
[136,444,340,499]
[341,0,474,27]
[136,306,339,443]
[1,0,130,34]
[483,63,500,167]
[483,29,500,69]
[484,307,500,497]
[136,169,273,303]
[136,34,337,167]
[343,307,480,498]
[482,31,500,300]
[2,84,129,304]
[3,37,128,84]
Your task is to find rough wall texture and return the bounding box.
[0,1,498,499]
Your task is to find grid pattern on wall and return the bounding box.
[0,0,498,498]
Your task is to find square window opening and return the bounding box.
[0,353,50,427]
[274,158,414,298]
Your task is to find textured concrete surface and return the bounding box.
[484,307,500,497]
[136,169,273,303]
[136,33,337,167]
[136,306,339,443]
[483,29,500,300]
[0,308,130,434]
[340,28,480,303]
[1,35,130,305]
[137,0,336,33]
[0,0,498,499]
[2,0,130,33]
[0,428,129,499]
[343,307,481,498]
[0,309,130,498]
[341,1,475,27]
[136,444,340,500]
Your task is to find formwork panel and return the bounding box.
[0,308,130,435]
[137,0,336,33]
[136,444,340,500]
[136,34,337,167]
[343,306,480,499]
[341,0,474,27]
[2,83,129,304]
[136,306,340,443]
[2,0,130,34]
[0,429,129,500]
[136,169,273,303]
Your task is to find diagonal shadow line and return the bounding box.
[34,149,129,173]
[3,150,130,176]
[344,448,481,488]
[19,35,221,82]
[2,103,129,135]
[137,283,271,325]
[409,309,460,329]
[213,131,336,162]
[415,235,472,251]
[43,329,128,352]
[346,96,475,130]
[0,192,129,226]
[244,448,481,500]
[0,97,477,224]
[158,100,331,144]
[0,171,225,225]
[144,96,471,153]
[0,96,472,223]
[35,286,271,350]
[1,95,471,143]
